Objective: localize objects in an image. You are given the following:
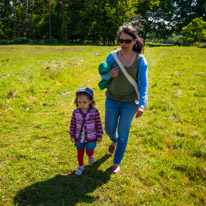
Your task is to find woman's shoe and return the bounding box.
[108,143,117,154]
[111,165,120,174]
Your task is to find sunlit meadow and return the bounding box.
[0,45,205,206]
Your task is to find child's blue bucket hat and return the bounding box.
[76,87,94,99]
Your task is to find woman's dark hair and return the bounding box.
[74,91,95,108]
[118,25,144,54]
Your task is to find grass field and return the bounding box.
[0,45,206,206]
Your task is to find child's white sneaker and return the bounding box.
[75,165,84,176]
[88,156,95,164]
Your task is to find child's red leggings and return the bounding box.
[77,148,94,166]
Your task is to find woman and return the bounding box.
[101,25,148,173]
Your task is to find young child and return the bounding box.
[69,88,103,175]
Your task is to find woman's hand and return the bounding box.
[97,137,102,143]
[70,137,75,142]
[135,107,144,118]
[110,67,119,78]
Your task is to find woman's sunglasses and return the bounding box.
[118,38,134,44]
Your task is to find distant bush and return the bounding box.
[166,34,183,45]
[181,17,206,44]
[0,38,63,45]
[0,38,104,45]
[13,38,30,44]
[0,21,5,39]
[0,39,8,44]
[0,38,31,44]
[146,42,174,47]
[146,34,182,46]
[193,42,206,48]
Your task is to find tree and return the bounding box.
[0,0,13,39]
[67,0,133,45]
[132,0,176,42]
[173,0,206,32]
[0,20,4,38]
[31,0,49,39]
[194,0,206,20]
[181,17,206,44]
[132,0,206,42]
[48,0,51,42]
[61,0,66,42]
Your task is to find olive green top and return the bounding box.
[106,53,140,104]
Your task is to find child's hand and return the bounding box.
[71,137,75,142]
[97,137,102,143]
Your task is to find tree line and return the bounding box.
[0,0,205,45]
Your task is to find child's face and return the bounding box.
[77,95,92,111]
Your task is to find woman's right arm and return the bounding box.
[100,52,116,80]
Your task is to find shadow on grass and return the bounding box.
[14,154,112,206]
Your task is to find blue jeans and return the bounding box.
[105,97,136,164]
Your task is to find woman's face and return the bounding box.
[119,32,136,52]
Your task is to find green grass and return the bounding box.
[0,45,206,206]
